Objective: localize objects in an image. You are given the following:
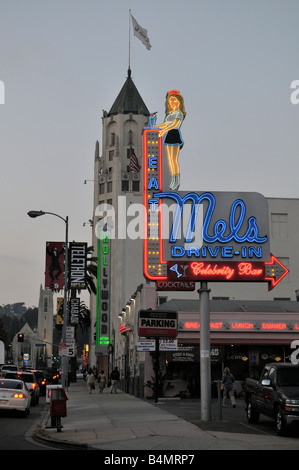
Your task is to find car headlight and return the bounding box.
[285,399,299,412]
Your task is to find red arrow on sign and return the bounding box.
[166,254,289,290]
[265,254,289,290]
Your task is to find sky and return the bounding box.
[1,0,299,308]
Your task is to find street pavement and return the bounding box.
[34,380,299,451]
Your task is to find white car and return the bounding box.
[0,378,31,416]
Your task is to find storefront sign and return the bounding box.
[137,339,156,351]
[156,279,195,291]
[138,310,177,338]
[137,338,178,351]
[180,319,299,332]
[143,111,288,289]
[167,255,288,290]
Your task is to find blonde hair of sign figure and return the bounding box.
[155,90,186,190]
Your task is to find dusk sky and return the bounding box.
[1,0,299,307]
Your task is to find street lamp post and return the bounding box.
[28,210,69,390]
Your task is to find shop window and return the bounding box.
[158,296,168,305]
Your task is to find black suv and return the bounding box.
[26,369,47,396]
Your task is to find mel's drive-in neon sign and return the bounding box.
[143,90,288,290]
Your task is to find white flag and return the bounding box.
[131,14,151,50]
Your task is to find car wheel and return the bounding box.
[22,406,30,418]
[247,401,260,424]
[276,407,287,436]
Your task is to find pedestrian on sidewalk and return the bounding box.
[86,368,95,394]
[98,370,106,393]
[222,367,236,408]
[110,366,120,393]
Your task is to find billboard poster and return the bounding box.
[56,297,64,325]
[69,297,80,325]
[45,241,65,290]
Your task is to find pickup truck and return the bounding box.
[245,363,299,435]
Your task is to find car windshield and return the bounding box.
[278,368,299,386]
[0,380,23,390]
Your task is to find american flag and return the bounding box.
[129,146,141,172]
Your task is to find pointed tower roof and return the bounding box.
[108,68,150,117]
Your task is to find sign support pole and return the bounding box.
[199,281,212,421]
[154,337,160,404]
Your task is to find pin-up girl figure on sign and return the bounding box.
[155,90,186,190]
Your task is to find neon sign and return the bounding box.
[96,231,111,349]
[166,257,288,289]
[155,90,186,191]
[182,320,299,332]
[143,91,288,289]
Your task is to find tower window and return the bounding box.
[122,180,129,192]
[110,133,115,146]
[132,180,140,192]
[128,130,133,145]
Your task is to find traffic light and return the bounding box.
[18,333,24,342]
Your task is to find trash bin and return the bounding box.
[49,388,68,432]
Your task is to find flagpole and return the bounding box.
[128,9,131,70]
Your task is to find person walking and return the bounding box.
[222,367,236,407]
[86,368,95,394]
[110,366,120,394]
[98,370,106,393]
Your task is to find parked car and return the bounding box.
[245,363,299,435]
[1,364,18,372]
[4,371,40,406]
[76,369,84,380]
[26,369,47,396]
[0,378,31,416]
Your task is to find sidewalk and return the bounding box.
[35,381,299,450]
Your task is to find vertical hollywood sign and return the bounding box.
[96,231,110,349]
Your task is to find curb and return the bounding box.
[32,406,89,450]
